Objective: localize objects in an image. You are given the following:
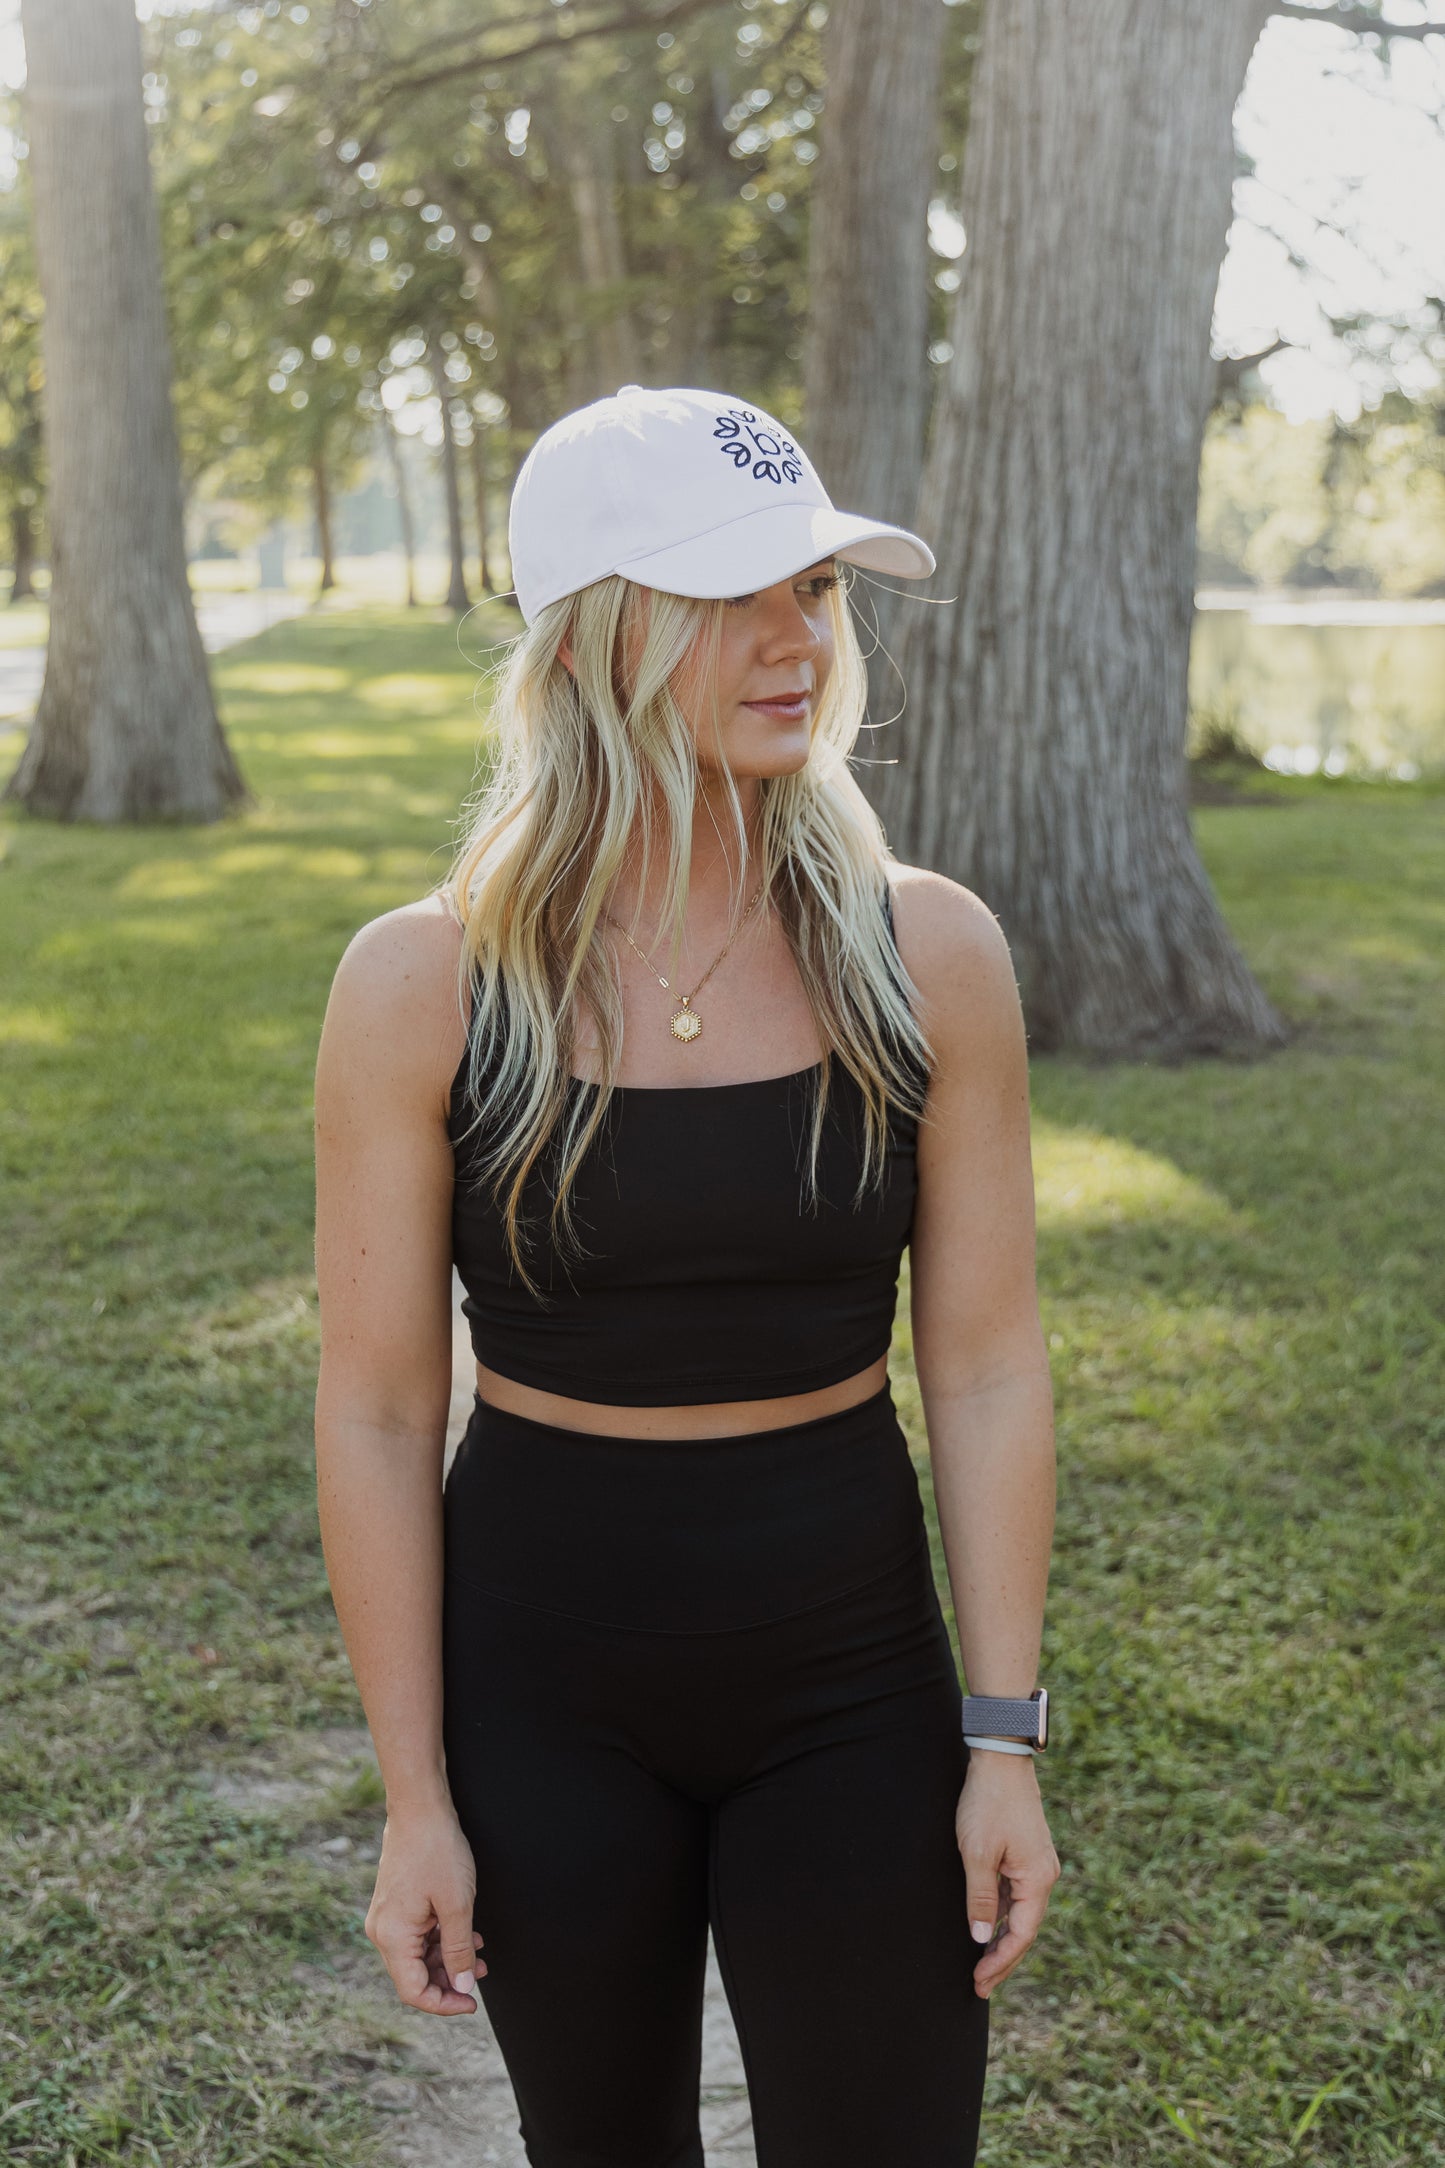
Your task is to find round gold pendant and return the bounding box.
[670,1007,703,1043]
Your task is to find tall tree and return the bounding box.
[556,47,642,399]
[432,340,472,613]
[312,451,337,593]
[802,0,943,544]
[870,0,1286,1056]
[0,191,45,605]
[801,0,978,733]
[6,0,245,823]
[0,365,43,608]
[470,422,493,595]
[383,407,420,608]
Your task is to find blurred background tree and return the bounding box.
[0,183,42,604]
[6,0,245,820]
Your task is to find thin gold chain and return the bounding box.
[604,880,768,1040]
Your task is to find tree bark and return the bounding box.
[435,371,471,614]
[803,0,943,547]
[470,426,491,595]
[382,408,418,609]
[7,0,245,822]
[312,452,336,593]
[870,0,1285,1057]
[557,55,641,400]
[9,502,36,603]
[802,0,946,739]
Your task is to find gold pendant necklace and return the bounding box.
[605,881,768,1043]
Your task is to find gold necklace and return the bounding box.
[605,881,768,1043]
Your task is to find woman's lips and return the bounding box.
[743,695,810,720]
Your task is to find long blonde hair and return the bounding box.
[445,565,934,1296]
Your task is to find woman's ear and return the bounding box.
[559,635,575,674]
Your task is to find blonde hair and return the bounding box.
[444,566,934,1297]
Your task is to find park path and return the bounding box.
[0,587,311,720]
[360,1921,757,2168]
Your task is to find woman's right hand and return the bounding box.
[364,1801,486,2015]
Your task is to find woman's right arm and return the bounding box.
[313,897,484,2016]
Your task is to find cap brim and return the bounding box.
[610,501,935,598]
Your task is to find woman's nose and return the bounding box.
[758,599,821,655]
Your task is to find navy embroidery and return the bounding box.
[713,408,804,486]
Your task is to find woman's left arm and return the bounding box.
[895,868,1061,2002]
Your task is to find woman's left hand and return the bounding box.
[955,1752,1062,2000]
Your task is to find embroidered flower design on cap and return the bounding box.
[713,408,804,486]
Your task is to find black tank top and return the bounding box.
[448,890,925,1406]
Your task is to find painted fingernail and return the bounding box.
[970,1921,992,1944]
[454,1971,475,1997]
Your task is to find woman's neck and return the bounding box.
[611,777,766,927]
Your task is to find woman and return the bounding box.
[314,385,1059,2168]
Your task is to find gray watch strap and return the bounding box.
[960,1691,1047,1746]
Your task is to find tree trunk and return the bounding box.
[802,0,945,736]
[9,502,36,603]
[556,58,641,399]
[312,453,336,593]
[803,0,943,682]
[382,409,418,609]
[470,426,491,595]
[426,170,503,324]
[870,0,1285,1057]
[495,440,522,610]
[436,373,471,614]
[6,0,245,822]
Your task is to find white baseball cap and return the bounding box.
[507,383,936,626]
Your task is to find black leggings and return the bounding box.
[441,1380,989,2168]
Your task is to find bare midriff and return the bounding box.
[472,1353,891,1441]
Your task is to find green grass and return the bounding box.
[2,608,1441,2165]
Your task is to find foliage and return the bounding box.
[0,174,44,589]
[1187,702,1266,769]
[143,0,841,528]
[1198,398,1445,595]
[1,607,1441,2164]
[110,0,982,543]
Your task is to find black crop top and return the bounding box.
[447,894,926,1406]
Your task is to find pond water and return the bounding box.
[1189,590,1445,779]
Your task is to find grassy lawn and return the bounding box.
[2,608,1440,2166]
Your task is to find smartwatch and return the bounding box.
[960,1687,1048,1750]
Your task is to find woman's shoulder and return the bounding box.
[883,862,1023,1067]
[319,892,470,1110]
[885,861,1012,970]
[331,890,467,1005]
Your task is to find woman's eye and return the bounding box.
[723,573,840,612]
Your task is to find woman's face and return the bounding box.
[675,558,841,780]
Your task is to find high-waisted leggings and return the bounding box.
[440,1379,989,2168]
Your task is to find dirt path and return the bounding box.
[343,1930,756,2168]
[209,1715,755,2165]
